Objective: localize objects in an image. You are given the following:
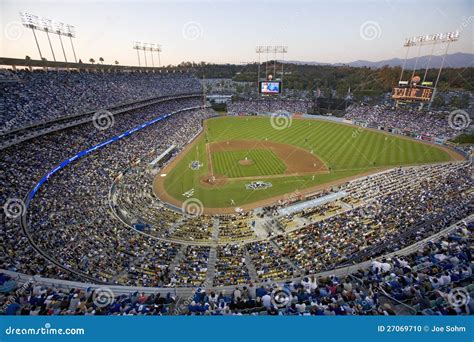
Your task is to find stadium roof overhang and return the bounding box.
[0,56,192,73]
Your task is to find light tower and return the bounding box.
[133,42,162,68]
[20,12,78,63]
[393,31,459,108]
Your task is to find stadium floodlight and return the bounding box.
[53,22,69,62]
[64,24,76,38]
[19,12,78,63]
[255,45,288,99]
[20,12,40,28]
[64,24,77,62]
[133,42,162,68]
[20,12,43,59]
[403,30,459,47]
[40,18,56,62]
[397,30,460,109]
[133,42,142,66]
[40,18,53,32]
[149,44,162,67]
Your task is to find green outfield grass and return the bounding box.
[162,116,455,208]
[212,149,287,178]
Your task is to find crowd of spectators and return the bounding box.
[2,105,470,289]
[213,244,250,287]
[1,90,213,285]
[184,223,471,315]
[0,274,176,315]
[344,104,470,139]
[227,99,311,115]
[24,104,215,285]
[274,162,472,275]
[0,72,471,316]
[1,70,201,132]
[2,220,470,315]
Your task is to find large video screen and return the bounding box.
[259,81,281,94]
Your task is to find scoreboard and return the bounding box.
[259,81,281,94]
[392,86,434,102]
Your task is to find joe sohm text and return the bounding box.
[377,325,467,333]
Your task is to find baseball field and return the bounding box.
[154,116,461,212]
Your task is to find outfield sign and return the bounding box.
[392,86,434,102]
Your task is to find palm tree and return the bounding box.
[89,58,95,64]
[25,55,32,71]
[99,57,104,64]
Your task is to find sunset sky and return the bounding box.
[1,0,472,66]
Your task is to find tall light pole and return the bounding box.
[55,22,68,62]
[66,24,77,63]
[133,42,142,66]
[396,31,460,108]
[20,12,78,63]
[256,46,264,85]
[148,44,155,67]
[276,46,288,91]
[143,43,148,67]
[133,42,162,68]
[41,18,56,62]
[20,12,43,60]
[156,45,162,67]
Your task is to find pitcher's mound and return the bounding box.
[239,158,254,166]
[200,175,228,187]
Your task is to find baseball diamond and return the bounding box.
[154,116,461,212]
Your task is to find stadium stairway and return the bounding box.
[211,218,220,243]
[205,248,217,285]
[243,250,259,282]
[170,245,188,272]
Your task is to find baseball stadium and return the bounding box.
[0,2,473,336]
